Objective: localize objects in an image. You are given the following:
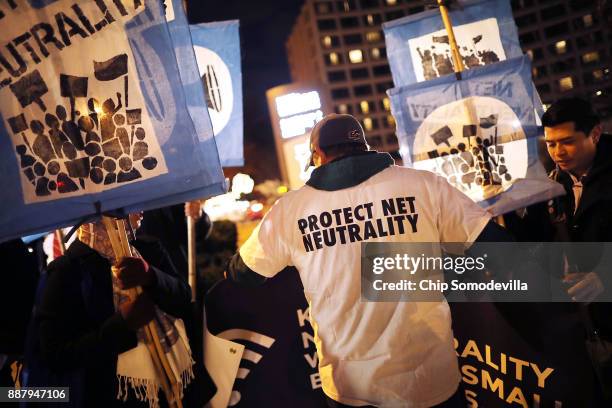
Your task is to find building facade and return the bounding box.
[513,0,611,119]
[286,0,611,155]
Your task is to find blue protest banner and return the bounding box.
[388,56,564,215]
[0,0,225,242]
[189,20,244,167]
[163,0,229,172]
[383,0,522,87]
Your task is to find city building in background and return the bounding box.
[513,0,611,119]
[286,0,429,154]
[286,0,612,155]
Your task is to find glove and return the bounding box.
[113,256,153,289]
[119,292,156,330]
[565,272,604,303]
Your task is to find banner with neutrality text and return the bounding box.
[0,0,225,242]
[452,303,597,407]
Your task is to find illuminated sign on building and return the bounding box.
[275,91,324,139]
[266,84,331,189]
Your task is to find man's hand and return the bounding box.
[113,257,153,289]
[564,272,604,303]
[184,200,202,220]
[119,292,156,330]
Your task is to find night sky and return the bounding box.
[187,0,306,182]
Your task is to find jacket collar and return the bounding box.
[306,151,394,191]
[586,133,612,182]
[66,239,109,264]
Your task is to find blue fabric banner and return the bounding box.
[383,0,522,87]
[388,56,564,215]
[0,0,225,242]
[190,20,244,167]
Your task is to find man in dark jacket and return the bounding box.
[33,214,195,407]
[542,98,612,312]
[543,97,612,402]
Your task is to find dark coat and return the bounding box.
[548,133,612,338]
[549,133,612,242]
[34,239,192,407]
[138,205,212,281]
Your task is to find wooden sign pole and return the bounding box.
[437,1,505,223]
[187,216,197,302]
[102,216,183,408]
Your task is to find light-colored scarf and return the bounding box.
[78,223,195,408]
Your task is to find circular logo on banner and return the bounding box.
[412,96,528,202]
[193,46,233,135]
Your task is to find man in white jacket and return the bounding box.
[228,114,505,407]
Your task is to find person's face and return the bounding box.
[544,121,601,176]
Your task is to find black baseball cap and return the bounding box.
[305,114,367,171]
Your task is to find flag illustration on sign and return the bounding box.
[383,0,522,86]
[3,12,167,203]
[410,19,505,82]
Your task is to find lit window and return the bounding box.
[595,90,602,96]
[555,40,567,54]
[342,0,351,12]
[366,14,374,25]
[338,104,348,114]
[349,49,363,63]
[532,67,539,78]
[363,118,373,131]
[366,31,382,42]
[322,36,332,48]
[383,97,391,111]
[386,115,396,127]
[583,14,593,27]
[559,76,573,91]
[526,50,534,60]
[593,69,604,80]
[386,0,397,5]
[330,52,339,65]
[360,100,370,114]
[371,48,381,59]
[316,3,330,14]
[582,51,600,64]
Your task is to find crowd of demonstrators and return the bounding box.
[0,98,610,407]
[227,102,611,407]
